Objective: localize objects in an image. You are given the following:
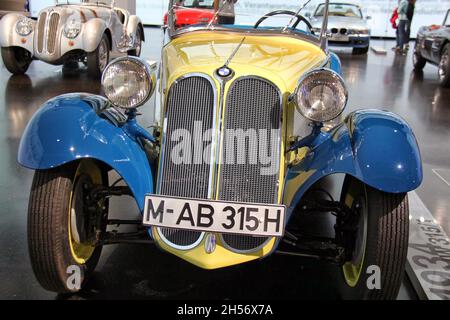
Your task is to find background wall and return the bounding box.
[26,0,450,37]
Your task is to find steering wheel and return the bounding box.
[254,10,313,31]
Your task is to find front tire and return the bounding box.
[127,28,143,57]
[352,46,369,55]
[438,43,450,88]
[338,176,409,300]
[1,46,32,74]
[87,34,110,78]
[413,43,427,71]
[28,160,108,293]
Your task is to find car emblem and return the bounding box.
[217,66,232,77]
[204,233,216,254]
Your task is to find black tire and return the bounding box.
[352,46,369,55]
[127,27,143,57]
[1,46,32,74]
[87,33,110,78]
[413,42,427,71]
[28,160,108,293]
[438,43,450,88]
[338,176,409,300]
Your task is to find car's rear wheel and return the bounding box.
[338,176,409,300]
[438,43,450,88]
[1,46,32,74]
[87,33,110,78]
[352,46,369,55]
[28,159,108,293]
[128,28,143,57]
[413,42,427,70]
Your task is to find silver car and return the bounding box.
[308,2,370,54]
[0,0,144,77]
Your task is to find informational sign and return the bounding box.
[137,0,450,37]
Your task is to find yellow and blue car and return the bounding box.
[18,0,422,299]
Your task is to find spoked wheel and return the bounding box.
[87,33,110,78]
[338,176,409,300]
[128,28,143,57]
[1,46,32,74]
[28,159,108,293]
[438,44,450,88]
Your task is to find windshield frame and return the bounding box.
[167,0,330,50]
[444,9,450,26]
[313,2,362,19]
[54,0,113,7]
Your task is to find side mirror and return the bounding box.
[305,12,311,18]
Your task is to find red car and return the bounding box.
[164,0,217,28]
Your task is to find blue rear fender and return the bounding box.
[283,109,422,221]
[17,93,155,212]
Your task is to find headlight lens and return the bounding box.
[63,19,81,39]
[294,69,348,122]
[102,57,155,109]
[15,17,33,36]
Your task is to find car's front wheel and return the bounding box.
[352,46,369,55]
[413,43,427,71]
[438,43,450,87]
[1,46,32,74]
[87,33,110,78]
[28,159,108,293]
[128,28,143,57]
[338,176,409,299]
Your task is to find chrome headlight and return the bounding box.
[15,17,33,36]
[102,57,156,109]
[63,19,81,39]
[294,69,348,122]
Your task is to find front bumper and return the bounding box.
[328,35,370,48]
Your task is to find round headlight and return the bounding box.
[63,18,81,39]
[15,17,33,36]
[294,68,348,122]
[102,57,155,109]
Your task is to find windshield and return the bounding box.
[177,0,215,9]
[444,9,450,26]
[167,0,322,33]
[314,3,362,18]
[55,0,111,5]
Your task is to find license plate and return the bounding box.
[142,195,285,237]
[331,35,349,42]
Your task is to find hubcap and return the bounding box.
[439,48,449,81]
[342,187,368,287]
[98,39,108,72]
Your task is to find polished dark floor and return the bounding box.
[0,28,448,299]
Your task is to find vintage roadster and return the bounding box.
[18,0,422,299]
[0,0,144,77]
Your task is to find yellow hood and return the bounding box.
[162,31,327,93]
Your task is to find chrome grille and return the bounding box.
[219,77,281,252]
[47,12,60,54]
[158,76,215,248]
[37,12,47,53]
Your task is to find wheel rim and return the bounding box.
[342,185,368,287]
[439,48,449,81]
[68,160,103,264]
[98,38,109,72]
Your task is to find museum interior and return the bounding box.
[0,0,449,301]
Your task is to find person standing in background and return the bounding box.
[217,0,237,25]
[397,0,409,55]
[405,0,416,50]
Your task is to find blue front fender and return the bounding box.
[18,93,154,212]
[284,109,422,219]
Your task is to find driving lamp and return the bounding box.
[15,17,33,36]
[63,19,82,39]
[102,56,156,109]
[294,68,348,122]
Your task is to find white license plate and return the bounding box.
[142,195,285,237]
[331,35,349,42]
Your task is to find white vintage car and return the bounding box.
[0,0,144,77]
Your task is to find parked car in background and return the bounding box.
[308,2,370,54]
[0,0,29,19]
[0,0,144,77]
[413,9,450,87]
[18,0,422,299]
[163,0,216,28]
